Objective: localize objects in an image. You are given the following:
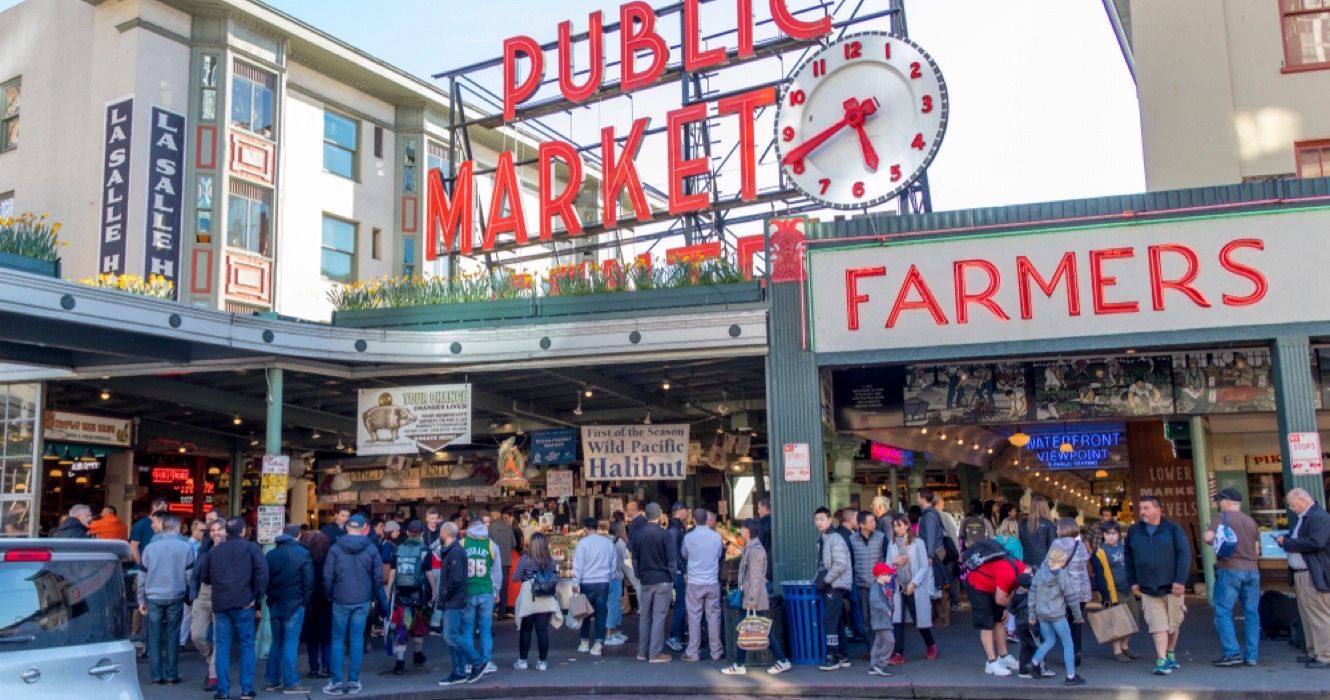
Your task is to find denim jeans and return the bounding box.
[146,598,184,682]
[607,578,624,631]
[669,572,687,640]
[265,607,305,688]
[846,585,865,638]
[1213,568,1261,662]
[307,642,331,675]
[444,607,481,673]
[579,582,610,642]
[330,602,369,685]
[214,607,257,697]
[1034,617,1075,676]
[462,593,495,663]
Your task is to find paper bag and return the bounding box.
[569,592,594,620]
[1088,603,1139,644]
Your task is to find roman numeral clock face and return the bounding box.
[776,32,948,209]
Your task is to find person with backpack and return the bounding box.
[1090,521,1139,663]
[885,513,936,665]
[511,532,560,670]
[1202,488,1261,667]
[387,521,432,675]
[963,538,1024,676]
[961,500,996,550]
[1027,546,1087,685]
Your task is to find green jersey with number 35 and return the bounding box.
[463,536,494,596]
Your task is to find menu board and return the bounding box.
[903,362,1028,425]
[1034,356,1174,419]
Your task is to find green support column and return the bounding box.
[266,367,284,458]
[228,442,243,518]
[766,280,827,585]
[889,467,900,514]
[1271,336,1326,504]
[1190,415,1214,603]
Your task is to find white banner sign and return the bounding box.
[546,469,574,498]
[356,384,472,455]
[783,443,811,482]
[256,505,285,545]
[43,410,132,447]
[808,208,1330,352]
[581,424,689,481]
[1288,431,1323,475]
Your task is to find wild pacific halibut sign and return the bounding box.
[581,424,689,481]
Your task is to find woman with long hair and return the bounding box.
[299,529,333,678]
[1018,496,1056,570]
[1053,518,1092,663]
[720,519,791,675]
[885,514,936,665]
[605,520,634,646]
[511,532,559,670]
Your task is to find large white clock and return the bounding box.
[775,32,948,209]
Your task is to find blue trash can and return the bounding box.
[781,581,825,665]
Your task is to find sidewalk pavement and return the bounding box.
[141,598,1328,700]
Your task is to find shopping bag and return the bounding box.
[569,592,594,620]
[735,611,772,651]
[1088,603,1139,644]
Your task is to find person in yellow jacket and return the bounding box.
[1090,521,1139,663]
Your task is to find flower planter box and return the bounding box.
[332,297,538,329]
[537,281,765,319]
[0,252,59,278]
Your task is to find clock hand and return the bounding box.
[852,123,879,171]
[781,96,880,167]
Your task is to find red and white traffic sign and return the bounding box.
[1288,432,1323,476]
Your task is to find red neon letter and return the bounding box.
[483,151,529,250]
[954,259,1009,323]
[887,265,949,328]
[602,117,653,226]
[717,86,776,202]
[502,36,543,122]
[770,0,832,40]
[736,0,754,57]
[1219,238,1268,306]
[684,0,726,71]
[424,163,474,258]
[1147,244,1211,310]
[846,266,886,331]
[558,12,604,103]
[1016,253,1080,320]
[620,2,668,93]
[668,103,710,215]
[538,140,584,241]
[1089,247,1140,315]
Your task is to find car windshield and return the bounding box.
[0,558,127,651]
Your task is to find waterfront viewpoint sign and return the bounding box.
[808,208,1330,352]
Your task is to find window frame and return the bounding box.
[225,183,273,258]
[1295,139,1330,178]
[323,110,359,180]
[0,191,13,220]
[401,235,417,278]
[229,63,275,139]
[1280,0,1330,73]
[320,214,358,283]
[1,77,19,152]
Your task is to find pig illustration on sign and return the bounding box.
[362,392,417,441]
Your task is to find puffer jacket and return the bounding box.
[1019,518,1056,569]
[1029,565,1084,623]
[849,530,885,588]
[818,530,852,590]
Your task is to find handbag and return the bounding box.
[726,588,743,609]
[569,592,594,620]
[1214,512,1239,560]
[735,611,772,651]
[1087,603,1139,644]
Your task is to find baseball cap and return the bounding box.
[872,562,896,577]
[405,519,424,534]
[1214,487,1243,503]
[347,513,367,529]
[671,502,688,515]
[384,520,401,534]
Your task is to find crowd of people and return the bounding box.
[41,482,1330,695]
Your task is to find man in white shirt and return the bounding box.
[572,517,616,656]
[681,507,724,662]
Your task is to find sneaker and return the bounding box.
[1018,663,1035,679]
[665,638,684,652]
[282,687,310,695]
[926,644,939,661]
[436,674,465,686]
[536,661,547,671]
[482,662,497,676]
[342,683,361,696]
[1165,653,1180,670]
[888,652,906,666]
[997,654,1019,671]
[985,660,1012,677]
[464,666,486,684]
[650,654,673,663]
[1243,659,1258,667]
[513,659,528,670]
[428,626,442,637]
[819,656,841,671]
[392,660,405,676]
[1065,674,1087,686]
[720,664,747,675]
[590,642,603,656]
[681,654,700,662]
[1006,632,1019,644]
[205,678,219,692]
[265,683,284,692]
[1152,659,1173,675]
[1212,655,1242,667]
[1039,663,1056,677]
[321,685,343,697]
[767,659,792,675]
[239,692,257,700]
[578,640,591,653]
[604,636,626,646]
[867,665,892,676]
[413,652,427,665]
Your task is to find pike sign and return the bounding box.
[581,424,689,481]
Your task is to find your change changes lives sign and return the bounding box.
[357,384,472,455]
[581,424,689,481]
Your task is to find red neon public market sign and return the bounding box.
[425,0,830,259]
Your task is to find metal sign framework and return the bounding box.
[430,0,931,271]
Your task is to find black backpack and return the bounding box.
[531,561,558,597]
[395,542,424,590]
[962,516,992,546]
[961,538,1009,574]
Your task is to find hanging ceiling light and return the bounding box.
[661,376,671,391]
[515,420,524,436]
[232,415,243,426]
[583,385,595,398]
[311,428,322,440]
[1008,428,1031,448]
[177,445,187,454]
[643,410,652,426]
[920,427,929,435]
[1058,422,1073,453]
[249,433,259,447]
[573,393,584,417]
[48,467,62,478]
[335,435,346,451]
[1094,469,1109,479]
[207,465,221,476]
[99,388,111,401]
[987,448,995,455]
[716,391,731,416]
[938,432,947,441]
[74,475,89,485]
[58,448,74,466]
[971,443,979,450]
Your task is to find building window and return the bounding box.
[196,176,214,243]
[321,215,357,282]
[403,140,417,193]
[371,227,382,260]
[226,181,272,257]
[323,111,358,179]
[402,235,417,277]
[0,191,13,219]
[427,141,449,174]
[1282,0,1330,70]
[200,55,219,122]
[1,78,19,151]
[1296,139,1330,177]
[374,126,384,159]
[231,63,275,138]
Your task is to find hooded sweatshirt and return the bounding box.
[324,533,384,606]
[265,534,314,617]
[1029,565,1084,623]
[138,533,195,606]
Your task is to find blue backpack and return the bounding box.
[531,561,558,597]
